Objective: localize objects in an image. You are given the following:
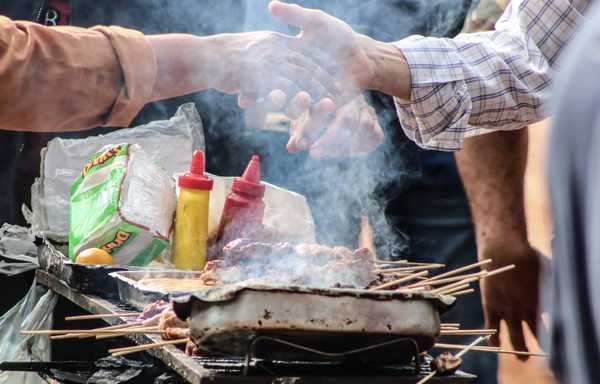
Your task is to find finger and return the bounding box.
[287,112,309,153]
[310,103,382,158]
[266,89,288,112]
[507,319,529,360]
[357,106,384,151]
[309,108,351,158]
[294,98,335,150]
[526,312,539,339]
[484,311,501,347]
[285,92,312,120]
[269,0,323,32]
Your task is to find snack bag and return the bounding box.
[69,144,176,266]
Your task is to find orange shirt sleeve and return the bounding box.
[0,16,157,132]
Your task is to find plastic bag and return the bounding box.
[0,280,58,384]
[28,103,204,238]
[69,144,176,266]
[205,175,316,244]
[0,224,38,276]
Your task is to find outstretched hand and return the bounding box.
[287,95,384,158]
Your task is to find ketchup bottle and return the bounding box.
[217,155,266,243]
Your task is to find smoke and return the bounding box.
[65,0,473,259]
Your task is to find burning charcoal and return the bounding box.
[430,352,462,376]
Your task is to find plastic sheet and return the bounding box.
[0,224,38,277]
[28,103,204,238]
[0,280,58,384]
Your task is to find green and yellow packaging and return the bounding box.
[69,143,176,266]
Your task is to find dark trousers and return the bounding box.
[388,152,498,384]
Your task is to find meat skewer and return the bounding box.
[417,336,490,384]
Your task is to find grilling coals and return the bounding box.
[201,238,377,289]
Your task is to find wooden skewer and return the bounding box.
[369,271,429,291]
[440,329,497,336]
[65,312,139,321]
[374,259,408,264]
[374,264,445,274]
[408,270,488,289]
[441,323,461,328]
[485,264,516,277]
[432,264,516,295]
[433,343,548,358]
[440,327,460,331]
[450,288,475,297]
[403,261,446,267]
[432,276,480,294]
[109,338,188,357]
[455,335,492,358]
[416,336,490,384]
[96,325,158,340]
[439,283,472,296]
[51,322,143,340]
[417,336,490,384]
[395,287,427,294]
[22,328,164,336]
[412,259,492,288]
[86,322,145,339]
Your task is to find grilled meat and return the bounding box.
[431,352,462,376]
[202,239,376,288]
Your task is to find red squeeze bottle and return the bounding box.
[217,155,266,243]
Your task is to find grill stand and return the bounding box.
[244,336,423,376]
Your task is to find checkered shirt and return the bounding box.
[393,0,591,150]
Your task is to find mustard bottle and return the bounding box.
[173,150,213,270]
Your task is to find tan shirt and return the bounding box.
[0,16,156,132]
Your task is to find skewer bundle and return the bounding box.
[370,258,516,300]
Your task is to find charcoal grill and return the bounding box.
[188,334,476,383]
[35,271,476,383]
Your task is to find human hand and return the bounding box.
[267,0,376,102]
[213,31,335,118]
[263,1,409,152]
[481,246,542,359]
[287,95,384,158]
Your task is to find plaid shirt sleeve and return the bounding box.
[393,0,590,150]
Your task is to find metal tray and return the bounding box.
[174,284,454,363]
[36,236,128,300]
[111,270,206,310]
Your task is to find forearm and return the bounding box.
[455,130,530,260]
[148,34,233,101]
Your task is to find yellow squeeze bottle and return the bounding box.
[173,150,213,270]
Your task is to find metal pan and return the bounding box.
[174,284,454,363]
[111,270,205,310]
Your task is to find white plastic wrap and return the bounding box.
[121,146,177,239]
[0,281,58,384]
[28,103,204,237]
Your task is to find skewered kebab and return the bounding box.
[202,238,376,289]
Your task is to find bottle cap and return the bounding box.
[232,155,266,197]
[178,150,213,190]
